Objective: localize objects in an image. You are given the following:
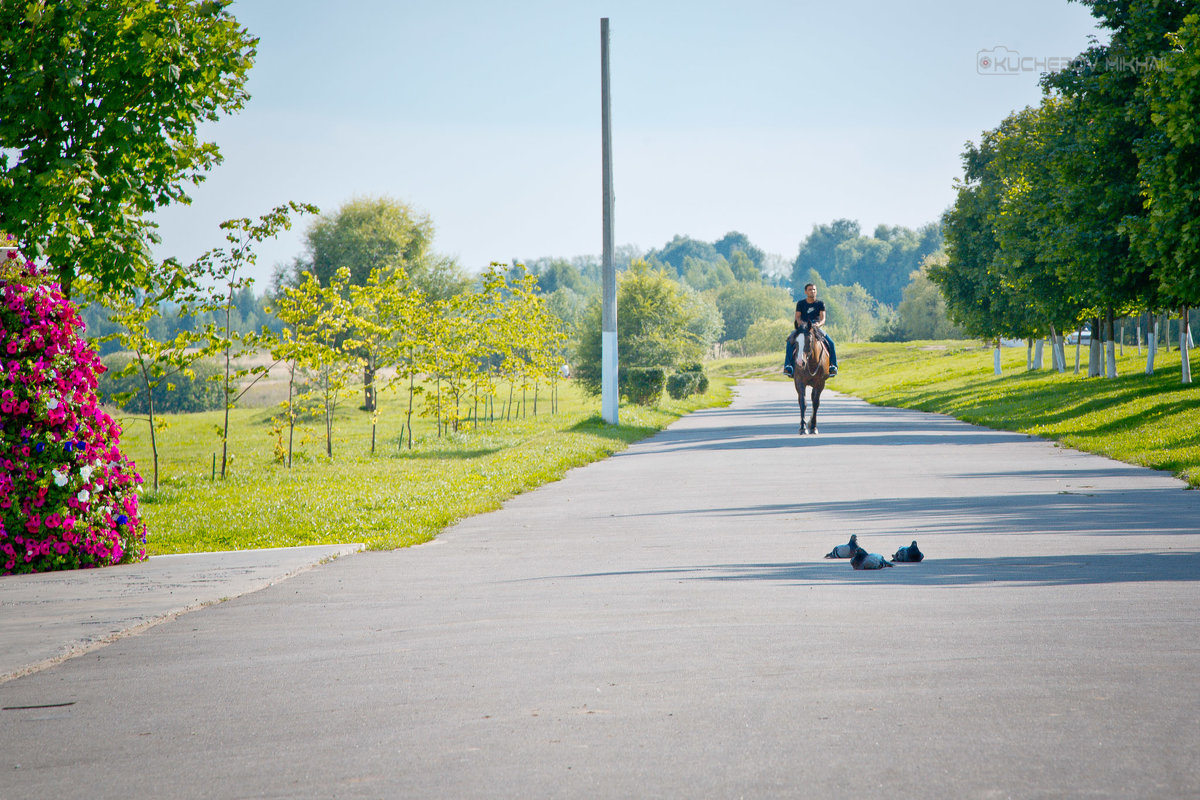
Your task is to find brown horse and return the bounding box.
[790,322,829,434]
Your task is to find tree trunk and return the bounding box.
[993,339,1002,375]
[287,359,296,468]
[1049,325,1064,373]
[1088,317,1102,378]
[1147,314,1158,375]
[1105,308,1117,379]
[1183,307,1192,384]
[405,369,415,450]
[362,351,376,412]
[1074,325,1083,374]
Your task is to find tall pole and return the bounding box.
[600,17,618,424]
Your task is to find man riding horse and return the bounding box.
[784,283,838,378]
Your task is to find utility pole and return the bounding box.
[600,17,618,424]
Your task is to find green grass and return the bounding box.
[823,340,1200,486]
[118,377,735,555]
[122,340,1200,556]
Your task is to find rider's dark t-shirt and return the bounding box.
[796,299,825,327]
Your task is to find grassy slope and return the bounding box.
[829,340,1200,485]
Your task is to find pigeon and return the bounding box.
[824,534,858,559]
[850,546,894,570]
[891,540,924,563]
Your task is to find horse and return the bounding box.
[790,322,829,435]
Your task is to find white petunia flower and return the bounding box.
[52,469,69,487]
[46,397,59,410]
[79,465,93,481]
[76,489,90,503]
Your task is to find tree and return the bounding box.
[104,262,210,491]
[790,219,860,294]
[287,196,468,410]
[0,0,256,299]
[714,231,766,275]
[889,260,963,341]
[1042,0,1191,378]
[194,203,316,476]
[1134,12,1200,381]
[647,235,721,276]
[822,283,883,343]
[574,261,706,396]
[715,282,793,343]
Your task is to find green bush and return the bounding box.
[666,372,698,399]
[667,363,708,399]
[620,367,665,405]
[678,362,708,393]
[99,355,224,414]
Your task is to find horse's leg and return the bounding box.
[797,381,807,435]
[809,384,821,434]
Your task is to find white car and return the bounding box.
[1066,326,1092,345]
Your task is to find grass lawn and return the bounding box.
[119,339,1200,557]
[118,376,735,555]
[783,339,1200,485]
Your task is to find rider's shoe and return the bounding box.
[783,365,794,377]
[828,365,838,377]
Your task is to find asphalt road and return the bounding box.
[2,380,1198,799]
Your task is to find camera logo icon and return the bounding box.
[977,46,1019,75]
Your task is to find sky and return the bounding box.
[150,0,1108,285]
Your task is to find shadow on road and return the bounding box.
[547,551,1200,587]
[607,489,1196,538]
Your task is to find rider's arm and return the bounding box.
[815,309,826,327]
[794,309,804,328]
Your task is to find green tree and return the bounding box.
[0,0,256,299]
[714,231,766,275]
[647,235,721,276]
[574,261,705,396]
[194,202,315,476]
[287,196,468,410]
[889,260,963,341]
[715,282,793,343]
[822,283,883,343]
[1042,1,1191,376]
[1134,12,1200,381]
[790,219,860,295]
[104,263,210,491]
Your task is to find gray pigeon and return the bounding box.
[891,540,924,563]
[824,533,858,559]
[850,546,894,570]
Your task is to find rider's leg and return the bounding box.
[784,338,795,375]
[825,333,838,375]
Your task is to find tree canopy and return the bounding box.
[0,0,257,299]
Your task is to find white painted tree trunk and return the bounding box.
[1183,307,1192,385]
[1106,339,1118,378]
[1033,339,1045,370]
[993,341,1002,375]
[1147,318,1158,375]
[1050,326,1065,372]
[1074,327,1083,374]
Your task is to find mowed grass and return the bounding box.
[818,339,1200,485]
[120,339,1200,556]
[117,377,735,555]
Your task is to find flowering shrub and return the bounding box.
[1,238,146,575]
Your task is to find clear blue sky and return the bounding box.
[151,0,1107,283]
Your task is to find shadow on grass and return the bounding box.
[546,551,1200,588]
[568,413,660,443]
